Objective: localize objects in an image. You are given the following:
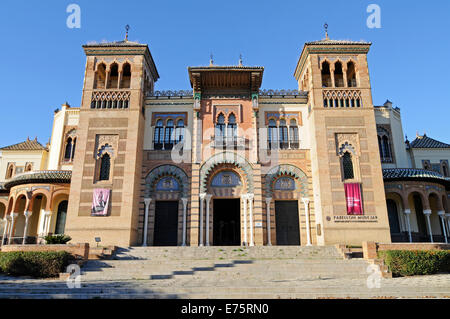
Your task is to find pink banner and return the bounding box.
[344,183,363,215]
[91,189,110,216]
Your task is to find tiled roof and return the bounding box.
[4,171,72,189]
[83,40,147,47]
[305,39,371,45]
[383,168,448,181]
[0,139,47,151]
[409,135,450,149]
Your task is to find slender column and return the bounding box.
[446,214,450,242]
[423,210,433,243]
[8,213,18,244]
[199,193,206,246]
[142,198,152,247]
[265,197,272,246]
[22,211,32,245]
[302,198,312,246]
[205,194,212,246]
[181,198,188,246]
[404,209,413,243]
[248,194,254,246]
[44,212,52,235]
[241,194,248,246]
[2,217,10,245]
[438,211,447,243]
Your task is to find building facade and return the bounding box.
[0,34,448,247]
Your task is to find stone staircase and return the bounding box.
[0,246,448,299]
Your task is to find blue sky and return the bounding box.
[0,0,448,147]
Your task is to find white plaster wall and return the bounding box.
[0,151,46,183]
[409,148,450,170]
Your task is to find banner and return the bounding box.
[344,183,363,215]
[91,188,110,216]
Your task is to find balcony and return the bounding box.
[211,136,247,149]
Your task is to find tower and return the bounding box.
[65,35,159,246]
[294,31,391,245]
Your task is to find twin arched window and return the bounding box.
[153,118,185,150]
[377,127,393,163]
[64,137,77,162]
[215,113,237,138]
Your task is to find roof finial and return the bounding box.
[209,53,214,66]
[324,23,329,40]
[239,53,243,66]
[125,24,130,41]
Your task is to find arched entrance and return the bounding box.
[144,164,189,246]
[386,199,401,235]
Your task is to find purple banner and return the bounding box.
[91,188,110,216]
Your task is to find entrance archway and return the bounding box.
[55,200,68,235]
[213,198,241,246]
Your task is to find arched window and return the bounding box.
[176,119,185,143]
[120,63,131,88]
[216,114,225,137]
[442,162,449,177]
[154,119,164,150]
[25,163,33,172]
[342,152,354,180]
[382,136,391,159]
[94,63,106,89]
[268,119,277,150]
[6,164,14,179]
[289,119,299,149]
[321,61,331,87]
[347,62,357,87]
[72,138,76,160]
[107,63,119,89]
[99,153,111,181]
[334,61,344,87]
[164,120,174,150]
[279,120,288,149]
[64,138,73,160]
[227,113,237,138]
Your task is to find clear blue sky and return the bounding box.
[0,0,448,147]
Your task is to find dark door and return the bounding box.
[55,201,68,235]
[154,201,178,246]
[413,195,428,242]
[275,201,300,245]
[213,199,240,246]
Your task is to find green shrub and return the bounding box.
[44,234,72,244]
[378,250,450,277]
[0,251,72,278]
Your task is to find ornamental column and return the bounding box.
[181,198,188,246]
[205,194,212,246]
[142,198,152,246]
[8,213,18,244]
[22,211,32,245]
[404,209,413,243]
[2,216,10,245]
[265,197,272,246]
[248,194,254,247]
[44,211,53,235]
[302,198,312,246]
[241,194,248,246]
[446,214,450,242]
[199,193,206,246]
[423,210,433,243]
[438,211,448,243]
